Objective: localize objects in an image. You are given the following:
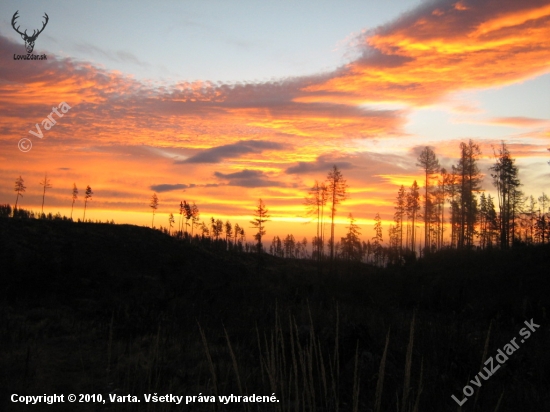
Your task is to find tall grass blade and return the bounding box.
[401,312,416,412]
[374,329,390,412]
[352,341,360,412]
[223,325,247,411]
[474,320,492,410]
[493,390,504,412]
[412,357,423,412]
[198,322,219,400]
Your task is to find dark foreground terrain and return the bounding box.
[1,217,549,411]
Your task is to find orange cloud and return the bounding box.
[488,117,550,128]
[304,0,550,106]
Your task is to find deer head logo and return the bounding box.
[11,11,49,54]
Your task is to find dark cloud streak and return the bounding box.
[214,169,286,188]
[286,155,354,174]
[150,183,220,192]
[178,140,286,164]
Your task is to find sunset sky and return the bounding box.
[0,0,549,244]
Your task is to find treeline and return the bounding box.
[396,141,550,252]
[0,204,114,224]
[10,174,95,221]
[156,214,253,253]
[149,195,270,254]
[293,141,550,267]
[5,141,548,265]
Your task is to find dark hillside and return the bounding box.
[1,218,549,411]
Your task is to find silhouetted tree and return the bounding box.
[438,168,455,248]
[225,220,233,245]
[536,193,549,244]
[294,236,304,258]
[388,224,398,250]
[209,217,222,241]
[305,180,328,262]
[178,201,184,236]
[524,195,538,244]
[363,240,372,263]
[200,221,210,238]
[250,198,270,253]
[388,223,403,264]
[479,193,498,248]
[312,236,324,260]
[479,193,488,248]
[394,185,406,252]
[182,201,192,235]
[0,204,12,217]
[210,217,216,239]
[326,166,348,262]
[511,188,525,243]
[486,195,498,247]
[168,213,175,235]
[341,213,362,263]
[191,202,200,236]
[283,234,296,258]
[234,223,241,246]
[406,181,420,253]
[150,193,159,228]
[71,183,78,220]
[454,140,482,249]
[372,213,383,266]
[490,142,520,248]
[300,237,308,259]
[239,227,246,245]
[433,169,447,249]
[416,147,440,253]
[83,185,93,221]
[39,173,52,216]
[14,176,26,211]
[270,236,282,256]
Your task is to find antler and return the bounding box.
[11,11,26,37]
[11,11,49,40]
[32,13,49,39]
